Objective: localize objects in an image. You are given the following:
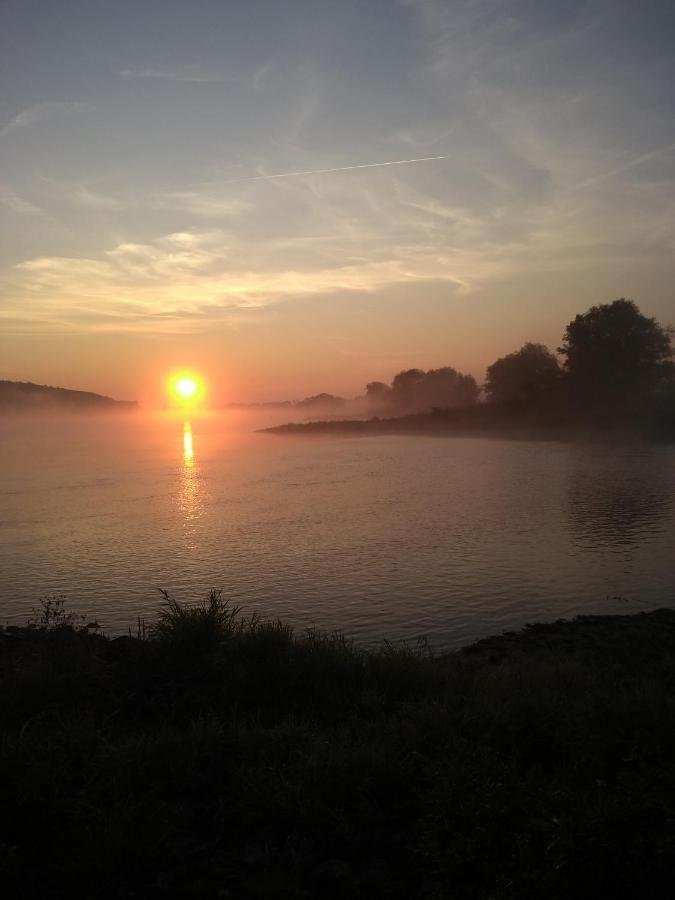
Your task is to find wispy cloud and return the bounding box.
[5,141,674,337]
[0,187,45,216]
[73,186,126,211]
[151,192,252,218]
[251,59,276,93]
[119,66,230,83]
[3,216,482,334]
[569,141,675,192]
[29,176,253,219]
[3,0,675,350]
[0,101,92,138]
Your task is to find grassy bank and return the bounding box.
[3,595,675,898]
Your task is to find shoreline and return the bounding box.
[261,408,675,442]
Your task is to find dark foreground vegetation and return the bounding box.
[3,595,675,898]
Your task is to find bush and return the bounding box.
[150,589,241,666]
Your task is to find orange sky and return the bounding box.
[2,0,674,405]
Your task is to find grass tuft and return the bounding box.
[150,588,241,665]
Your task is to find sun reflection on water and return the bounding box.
[183,421,194,465]
[180,421,202,542]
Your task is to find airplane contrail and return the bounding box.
[222,154,452,184]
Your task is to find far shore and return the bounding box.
[261,406,675,442]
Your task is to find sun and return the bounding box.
[168,371,205,407]
[176,377,197,400]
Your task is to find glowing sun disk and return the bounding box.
[177,377,197,399]
[168,371,205,407]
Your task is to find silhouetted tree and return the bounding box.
[295,393,346,410]
[424,367,480,407]
[559,299,673,412]
[390,367,479,412]
[365,381,392,408]
[485,343,561,406]
[391,369,426,409]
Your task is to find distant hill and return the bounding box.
[0,380,138,413]
[225,401,293,410]
[294,392,346,411]
[225,393,346,412]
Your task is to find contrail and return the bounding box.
[222,154,452,184]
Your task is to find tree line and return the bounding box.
[364,299,674,419]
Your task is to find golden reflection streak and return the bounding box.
[180,421,202,547]
[183,421,194,465]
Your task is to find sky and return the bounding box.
[1,0,674,404]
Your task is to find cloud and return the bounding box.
[4,216,482,335]
[73,187,126,211]
[20,177,253,219]
[569,141,675,192]
[151,192,252,218]
[251,59,276,93]
[0,188,45,216]
[4,0,675,340]
[119,66,230,83]
[9,114,670,337]
[0,101,92,138]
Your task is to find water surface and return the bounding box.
[1,413,673,648]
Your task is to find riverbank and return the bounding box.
[3,597,675,898]
[261,404,675,441]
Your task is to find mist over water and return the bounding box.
[1,412,674,648]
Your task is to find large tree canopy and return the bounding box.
[485,343,561,406]
[559,299,673,410]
